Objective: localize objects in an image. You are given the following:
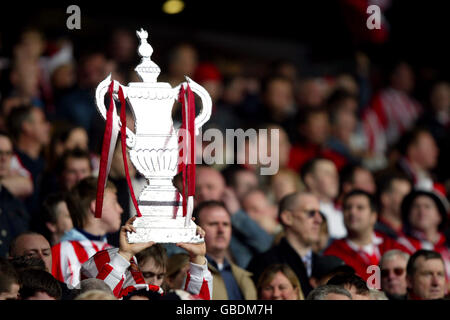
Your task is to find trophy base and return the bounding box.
[126,216,204,244]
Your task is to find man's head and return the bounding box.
[241,188,277,224]
[301,158,339,203]
[193,201,232,257]
[0,258,20,300]
[296,108,330,146]
[377,172,412,218]
[389,61,415,93]
[222,165,258,201]
[406,250,446,300]
[379,250,410,297]
[342,190,378,237]
[0,132,14,178]
[278,192,323,246]
[66,177,122,234]
[399,127,438,171]
[195,166,226,206]
[58,148,92,191]
[327,273,371,300]
[18,269,61,300]
[401,190,448,234]
[340,164,376,196]
[8,232,52,272]
[7,105,50,147]
[262,75,294,116]
[306,284,352,300]
[135,244,167,287]
[42,192,73,244]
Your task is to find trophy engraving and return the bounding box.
[95,28,212,243]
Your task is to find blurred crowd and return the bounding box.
[0,26,450,301]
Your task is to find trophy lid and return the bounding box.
[135,28,161,83]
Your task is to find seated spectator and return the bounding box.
[323,190,409,282]
[406,249,446,300]
[248,191,324,296]
[0,132,30,258]
[379,249,410,300]
[135,244,167,287]
[339,164,376,197]
[163,253,190,292]
[397,189,450,280]
[374,171,412,239]
[80,216,212,300]
[222,164,259,201]
[18,269,62,300]
[194,165,273,269]
[395,127,442,191]
[301,157,346,239]
[0,258,20,300]
[256,264,304,300]
[51,177,122,287]
[41,192,73,245]
[327,272,371,300]
[241,188,280,235]
[306,284,352,300]
[192,200,256,300]
[268,168,304,204]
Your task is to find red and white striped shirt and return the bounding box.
[51,240,112,288]
[363,88,422,154]
[80,248,213,300]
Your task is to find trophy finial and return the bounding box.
[135,28,161,83]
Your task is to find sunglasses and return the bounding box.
[381,268,405,278]
[301,209,322,218]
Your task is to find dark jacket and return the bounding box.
[246,237,321,296]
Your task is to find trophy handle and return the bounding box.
[95,74,136,148]
[174,76,212,136]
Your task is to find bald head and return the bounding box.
[9,232,52,272]
[195,166,226,206]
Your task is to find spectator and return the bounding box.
[162,43,198,88]
[306,284,352,300]
[406,249,446,300]
[163,253,190,292]
[194,165,274,268]
[6,105,50,219]
[80,216,212,300]
[247,191,324,296]
[75,289,117,300]
[78,278,114,296]
[0,132,30,257]
[40,192,73,245]
[0,258,20,300]
[396,127,441,191]
[192,200,257,300]
[51,177,122,287]
[301,157,346,239]
[379,249,410,300]
[323,189,409,282]
[135,244,167,287]
[269,168,304,204]
[256,263,304,300]
[327,272,371,300]
[397,189,450,279]
[374,172,412,238]
[362,61,422,157]
[18,269,62,300]
[308,255,352,288]
[241,188,280,235]
[222,164,259,201]
[339,164,376,197]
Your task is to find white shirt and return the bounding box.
[320,201,347,239]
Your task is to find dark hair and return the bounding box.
[339,164,370,190]
[192,200,228,225]
[18,269,62,300]
[397,126,433,156]
[122,288,162,300]
[299,157,333,183]
[0,258,19,294]
[221,164,256,187]
[10,256,46,273]
[56,147,92,175]
[41,192,68,224]
[406,250,444,277]
[342,189,378,213]
[135,244,168,271]
[6,104,34,141]
[66,177,116,228]
[327,272,369,296]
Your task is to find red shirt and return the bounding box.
[323,232,410,281]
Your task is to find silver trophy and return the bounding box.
[95,28,212,243]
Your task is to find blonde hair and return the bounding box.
[74,289,117,300]
[257,264,304,300]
